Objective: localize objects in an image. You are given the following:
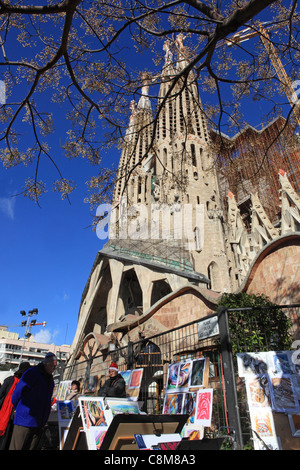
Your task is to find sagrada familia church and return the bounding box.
[66,36,300,372]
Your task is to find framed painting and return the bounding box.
[195,389,213,427]
[128,368,143,389]
[163,393,184,415]
[106,398,140,416]
[189,358,207,388]
[79,397,111,429]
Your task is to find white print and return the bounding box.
[0,80,5,104]
[291,80,300,105]
[96,197,205,250]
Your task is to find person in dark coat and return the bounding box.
[98,362,126,398]
[9,352,57,450]
[0,362,31,450]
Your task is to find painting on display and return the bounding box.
[85,427,108,450]
[56,380,72,401]
[166,363,180,392]
[177,361,192,391]
[270,376,299,413]
[119,370,132,386]
[129,368,143,389]
[163,393,184,415]
[79,397,111,429]
[195,389,213,427]
[190,358,207,388]
[105,398,140,416]
[134,433,182,450]
[245,375,272,409]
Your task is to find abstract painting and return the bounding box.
[195,389,213,427]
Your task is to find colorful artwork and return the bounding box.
[134,433,182,450]
[166,363,179,391]
[56,380,72,401]
[119,370,132,386]
[79,397,108,429]
[190,358,207,388]
[163,393,184,415]
[86,427,108,450]
[182,392,197,425]
[57,400,75,421]
[178,361,192,390]
[195,389,213,427]
[129,368,143,389]
[106,398,140,416]
[83,375,98,394]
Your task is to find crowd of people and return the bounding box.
[0,358,125,451]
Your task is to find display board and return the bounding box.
[237,350,300,450]
[162,357,212,439]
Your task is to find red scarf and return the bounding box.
[0,376,19,436]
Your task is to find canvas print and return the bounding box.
[237,352,270,377]
[252,409,275,438]
[246,375,271,408]
[129,368,143,389]
[182,392,197,425]
[177,361,192,390]
[57,400,75,421]
[83,375,98,394]
[195,389,213,427]
[86,427,108,450]
[272,352,292,376]
[119,370,132,386]
[190,358,207,388]
[270,376,299,412]
[106,398,140,416]
[79,397,108,429]
[166,363,180,391]
[56,380,72,401]
[163,393,184,415]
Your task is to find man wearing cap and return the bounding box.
[9,352,57,450]
[98,362,126,398]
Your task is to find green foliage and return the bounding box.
[217,292,292,354]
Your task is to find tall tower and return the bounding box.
[110,36,232,292]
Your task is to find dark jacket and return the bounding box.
[98,374,126,398]
[12,363,54,428]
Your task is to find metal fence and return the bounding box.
[60,303,300,450]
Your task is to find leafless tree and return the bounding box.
[0,0,299,205]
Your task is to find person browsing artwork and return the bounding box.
[98,362,126,398]
[9,352,57,450]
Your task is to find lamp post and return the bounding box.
[19,309,46,364]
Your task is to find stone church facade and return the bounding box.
[67,37,300,371]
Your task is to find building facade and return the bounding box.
[66,37,300,377]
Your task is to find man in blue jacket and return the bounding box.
[9,352,57,450]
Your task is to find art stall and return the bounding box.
[237,350,300,450]
[57,360,223,450]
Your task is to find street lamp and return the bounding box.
[18,309,46,364]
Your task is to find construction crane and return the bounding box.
[220,18,300,127]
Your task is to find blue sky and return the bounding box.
[0,2,297,347]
